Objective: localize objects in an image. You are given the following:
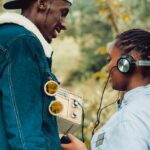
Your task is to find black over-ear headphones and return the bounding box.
[117,55,136,74]
[117,54,150,74]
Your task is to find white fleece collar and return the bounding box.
[0,12,52,58]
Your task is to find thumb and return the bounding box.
[67,134,78,142]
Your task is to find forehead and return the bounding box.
[107,44,123,58]
[107,40,116,54]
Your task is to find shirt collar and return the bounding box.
[0,12,52,58]
[120,84,150,109]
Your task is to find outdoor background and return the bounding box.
[1,0,150,147]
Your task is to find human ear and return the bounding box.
[37,0,48,10]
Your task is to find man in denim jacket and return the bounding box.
[0,0,73,149]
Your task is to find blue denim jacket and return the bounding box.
[0,24,61,150]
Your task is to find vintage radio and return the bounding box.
[49,87,83,134]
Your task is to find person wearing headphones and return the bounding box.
[0,0,73,149]
[62,29,150,150]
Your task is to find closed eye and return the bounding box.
[61,9,69,18]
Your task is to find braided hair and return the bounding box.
[114,28,150,77]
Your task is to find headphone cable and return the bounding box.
[78,102,85,142]
[97,91,120,122]
[92,66,117,136]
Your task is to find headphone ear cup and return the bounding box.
[117,55,136,74]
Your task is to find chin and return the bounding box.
[112,85,118,90]
[111,81,121,90]
[112,84,127,91]
[46,37,52,43]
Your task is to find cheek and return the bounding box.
[51,13,61,24]
[45,13,60,29]
[111,71,129,91]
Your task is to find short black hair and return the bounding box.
[3,0,37,10]
[115,28,150,76]
[22,0,37,10]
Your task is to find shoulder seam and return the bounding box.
[6,34,41,48]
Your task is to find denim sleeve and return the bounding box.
[1,35,48,150]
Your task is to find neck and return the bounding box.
[127,74,150,91]
[119,77,150,104]
[22,8,35,23]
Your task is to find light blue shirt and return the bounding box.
[91,84,150,150]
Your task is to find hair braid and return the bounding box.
[115,29,150,58]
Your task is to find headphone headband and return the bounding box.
[136,60,150,66]
[117,55,150,74]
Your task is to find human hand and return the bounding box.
[61,134,87,150]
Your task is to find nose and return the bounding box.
[60,19,67,30]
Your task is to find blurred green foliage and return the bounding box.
[64,0,113,85]
[64,0,150,85]
[0,0,4,12]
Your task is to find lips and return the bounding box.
[52,30,57,38]
[52,27,61,38]
[56,26,61,33]
[109,77,112,83]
